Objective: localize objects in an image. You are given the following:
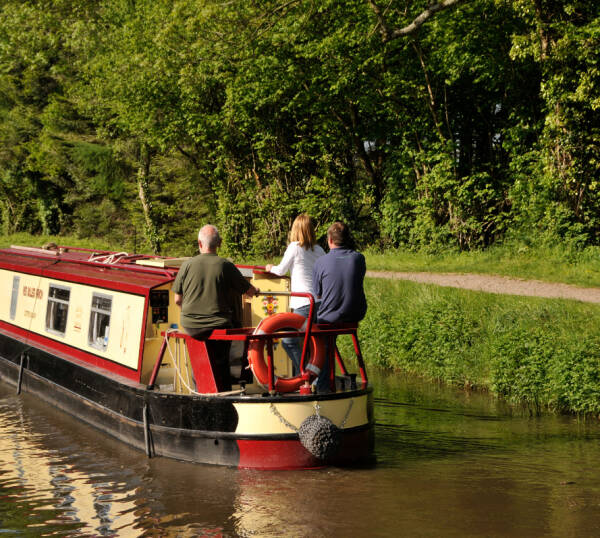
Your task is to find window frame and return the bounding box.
[45,283,71,337]
[88,292,113,351]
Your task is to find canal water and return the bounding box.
[1,370,600,537]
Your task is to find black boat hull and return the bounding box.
[0,331,373,469]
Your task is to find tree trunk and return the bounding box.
[137,143,161,254]
[532,0,550,60]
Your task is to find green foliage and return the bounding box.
[490,327,554,412]
[351,280,486,386]
[342,278,600,414]
[507,1,600,244]
[489,323,600,415]
[0,0,599,256]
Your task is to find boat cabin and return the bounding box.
[0,245,366,395]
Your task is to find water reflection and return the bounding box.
[0,395,141,535]
[2,371,600,536]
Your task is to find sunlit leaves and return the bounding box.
[0,0,599,255]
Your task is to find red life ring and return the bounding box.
[248,312,326,393]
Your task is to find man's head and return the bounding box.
[197,225,222,253]
[327,221,351,249]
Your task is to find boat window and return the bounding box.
[10,276,20,320]
[88,293,112,351]
[45,284,71,336]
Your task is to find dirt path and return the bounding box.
[366,270,600,304]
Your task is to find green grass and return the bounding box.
[336,278,600,414]
[364,242,600,288]
[0,233,123,252]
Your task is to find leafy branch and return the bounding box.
[367,0,470,42]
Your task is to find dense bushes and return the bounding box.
[343,279,600,414]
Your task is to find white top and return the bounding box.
[269,241,326,309]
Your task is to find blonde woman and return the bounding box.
[265,214,325,374]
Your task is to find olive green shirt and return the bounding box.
[172,254,251,330]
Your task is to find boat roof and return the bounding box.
[0,245,262,294]
[0,245,180,294]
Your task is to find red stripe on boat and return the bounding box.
[0,320,140,382]
[237,440,323,470]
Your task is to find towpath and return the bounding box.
[366,270,600,304]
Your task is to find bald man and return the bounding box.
[173,225,259,391]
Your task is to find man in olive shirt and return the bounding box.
[173,225,259,391]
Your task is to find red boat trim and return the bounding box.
[237,439,322,470]
[0,256,174,292]
[0,247,178,278]
[0,260,44,276]
[235,425,372,469]
[0,320,140,381]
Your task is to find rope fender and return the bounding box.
[269,400,355,462]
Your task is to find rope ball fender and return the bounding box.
[248,312,326,393]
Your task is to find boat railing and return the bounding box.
[148,291,367,394]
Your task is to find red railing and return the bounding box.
[148,291,368,394]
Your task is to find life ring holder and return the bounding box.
[248,312,326,393]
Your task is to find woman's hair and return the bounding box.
[289,214,317,249]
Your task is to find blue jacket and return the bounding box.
[312,247,367,323]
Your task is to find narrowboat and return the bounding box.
[0,244,373,469]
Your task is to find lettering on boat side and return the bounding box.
[22,286,43,299]
[24,310,36,319]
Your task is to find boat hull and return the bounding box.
[0,329,374,470]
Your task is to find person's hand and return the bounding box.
[245,286,260,298]
[265,264,273,272]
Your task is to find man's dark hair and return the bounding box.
[327,221,351,247]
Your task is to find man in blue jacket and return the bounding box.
[312,221,367,392]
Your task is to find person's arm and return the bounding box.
[266,243,296,276]
[172,264,187,308]
[244,285,260,297]
[227,262,260,298]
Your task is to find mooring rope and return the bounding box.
[269,398,354,432]
[162,330,244,397]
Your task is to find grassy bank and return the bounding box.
[337,278,600,414]
[0,233,122,252]
[364,242,600,288]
